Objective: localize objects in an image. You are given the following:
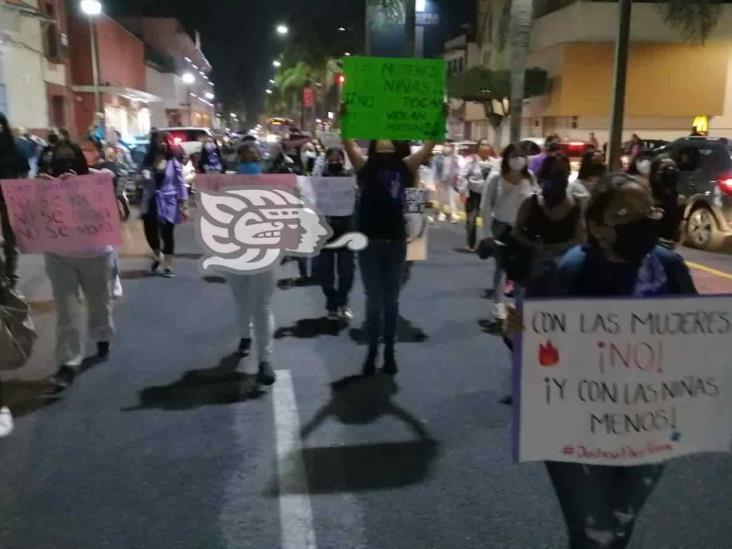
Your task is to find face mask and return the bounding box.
[541,178,568,208]
[327,162,344,173]
[508,157,527,172]
[612,218,660,262]
[636,160,651,175]
[238,162,262,175]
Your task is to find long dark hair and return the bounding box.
[366,140,412,160]
[586,173,647,226]
[538,152,570,181]
[143,131,177,167]
[500,143,531,178]
[365,140,415,186]
[0,112,15,151]
[578,151,605,181]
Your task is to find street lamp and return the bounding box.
[266,89,273,95]
[337,26,346,32]
[269,79,275,84]
[276,24,289,36]
[80,0,103,134]
[181,72,196,125]
[272,60,282,68]
[205,92,215,100]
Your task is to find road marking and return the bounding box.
[274,370,317,549]
[686,261,732,283]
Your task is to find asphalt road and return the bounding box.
[1,218,731,549]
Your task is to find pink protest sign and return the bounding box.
[0,173,123,253]
[196,174,298,193]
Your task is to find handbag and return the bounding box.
[476,238,494,260]
[0,278,37,370]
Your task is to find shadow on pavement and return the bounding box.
[120,269,150,280]
[275,317,348,339]
[175,253,203,260]
[121,353,265,412]
[1,380,60,418]
[202,275,227,284]
[348,316,428,345]
[275,375,439,494]
[452,247,476,255]
[277,276,319,290]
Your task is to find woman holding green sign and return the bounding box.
[343,138,435,376]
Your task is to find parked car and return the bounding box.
[657,137,732,250]
[621,138,670,168]
[158,127,215,157]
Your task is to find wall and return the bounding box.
[96,17,144,89]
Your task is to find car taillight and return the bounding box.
[718,177,732,195]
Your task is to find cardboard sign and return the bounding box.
[515,296,732,465]
[341,56,446,141]
[316,131,342,150]
[405,188,429,261]
[0,174,122,253]
[307,176,357,217]
[195,174,298,193]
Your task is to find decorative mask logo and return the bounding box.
[196,186,368,274]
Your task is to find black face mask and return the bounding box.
[540,177,568,208]
[327,162,344,174]
[612,218,660,262]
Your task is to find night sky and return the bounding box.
[108,0,473,126]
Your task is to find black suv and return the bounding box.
[658,137,732,251]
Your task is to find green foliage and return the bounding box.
[659,0,724,42]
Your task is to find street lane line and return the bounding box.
[686,261,732,283]
[274,370,317,549]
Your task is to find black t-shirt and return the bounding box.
[0,144,30,180]
[522,195,580,245]
[357,155,411,240]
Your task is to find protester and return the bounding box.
[140,132,188,278]
[628,133,642,164]
[479,143,538,321]
[300,141,318,176]
[588,132,599,150]
[226,141,276,385]
[38,131,58,175]
[432,141,459,223]
[0,114,30,289]
[343,138,435,376]
[649,157,684,250]
[459,139,496,251]
[39,153,115,393]
[513,153,584,287]
[626,149,654,189]
[80,136,124,298]
[315,148,356,321]
[14,127,39,177]
[504,173,696,548]
[39,129,89,178]
[528,135,560,174]
[199,137,224,174]
[569,151,606,211]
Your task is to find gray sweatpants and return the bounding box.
[227,270,276,363]
[45,252,114,367]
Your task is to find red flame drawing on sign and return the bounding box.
[539,340,560,367]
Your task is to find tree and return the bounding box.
[449,66,547,148]
[659,0,725,42]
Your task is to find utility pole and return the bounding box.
[404,0,416,57]
[608,0,633,170]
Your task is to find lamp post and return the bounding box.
[276,24,289,36]
[182,72,196,126]
[80,0,103,134]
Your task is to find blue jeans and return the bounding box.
[358,240,407,354]
[316,249,355,312]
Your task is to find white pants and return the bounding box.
[227,270,275,363]
[45,252,114,367]
[437,182,457,215]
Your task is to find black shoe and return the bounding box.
[151,258,161,273]
[256,362,276,385]
[162,268,176,278]
[237,338,252,357]
[50,365,76,393]
[498,394,513,406]
[362,353,377,377]
[97,341,110,359]
[383,352,398,376]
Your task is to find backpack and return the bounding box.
[0,280,36,370]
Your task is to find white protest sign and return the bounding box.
[316,131,342,150]
[307,176,357,217]
[516,296,732,466]
[405,188,429,261]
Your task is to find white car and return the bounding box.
[158,127,215,157]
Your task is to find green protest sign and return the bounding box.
[341,56,446,141]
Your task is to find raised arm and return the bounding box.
[404,141,436,176]
[342,139,366,172]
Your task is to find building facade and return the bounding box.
[0,0,74,135]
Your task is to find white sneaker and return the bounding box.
[428,215,435,224]
[112,275,124,299]
[437,212,446,222]
[0,407,14,438]
[493,302,508,321]
[449,215,458,224]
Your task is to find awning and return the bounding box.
[72,86,161,104]
[541,42,729,117]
